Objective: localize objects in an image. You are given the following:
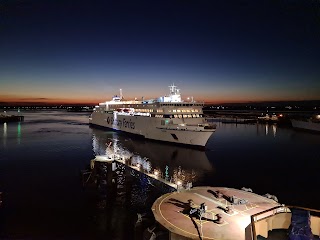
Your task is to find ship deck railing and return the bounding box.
[251,205,320,240]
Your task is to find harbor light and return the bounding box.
[154,170,159,177]
[176,180,182,192]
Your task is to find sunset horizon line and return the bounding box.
[1,99,319,107]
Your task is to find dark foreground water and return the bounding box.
[0,110,320,239]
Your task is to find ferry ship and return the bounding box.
[89,84,216,148]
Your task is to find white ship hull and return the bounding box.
[89,112,214,147]
[291,119,320,132]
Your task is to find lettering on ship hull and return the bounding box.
[106,117,135,129]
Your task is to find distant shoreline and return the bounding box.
[0,100,319,113]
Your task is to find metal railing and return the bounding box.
[251,205,320,240]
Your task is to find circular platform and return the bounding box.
[152,186,280,240]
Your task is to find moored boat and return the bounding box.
[0,112,24,123]
[89,84,216,148]
[257,113,279,123]
[291,115,320,132]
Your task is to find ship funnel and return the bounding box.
[120,89,123,99]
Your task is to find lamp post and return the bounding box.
[177,180,182,192]
[187,97,194,102]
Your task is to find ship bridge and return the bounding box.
[157,84,182,103]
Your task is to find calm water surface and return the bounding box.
[0,110,319,239]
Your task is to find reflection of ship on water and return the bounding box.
[91,128,213,184]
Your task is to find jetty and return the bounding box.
[206,117,257,124]
[88,154,180,190]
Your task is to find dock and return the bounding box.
[206,117,257,124]
[91,154,179,190]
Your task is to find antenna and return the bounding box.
[120,89,123,99]
[169,83,176,95]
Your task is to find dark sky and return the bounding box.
[1,0,320,104]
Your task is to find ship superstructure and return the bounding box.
[89,84,216,148]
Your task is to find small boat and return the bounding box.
[257,113,279,123]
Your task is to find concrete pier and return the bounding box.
[92,155,179,190]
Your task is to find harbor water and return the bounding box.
[1,110,320,239]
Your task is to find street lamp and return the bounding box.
[187,97,194,102]
[177,180,182,191]
[154,170,159,177]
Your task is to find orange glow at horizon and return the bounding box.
[0,95,101,105]
[1,94,317,106]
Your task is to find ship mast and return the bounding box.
[169,84,179,95]
[167,83,181,102]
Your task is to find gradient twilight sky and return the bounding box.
[1,0,320,105]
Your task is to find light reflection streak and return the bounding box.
[272,124,277,137]
[17,122,21,144]
[3,123,7,147]
[265,124,268,135]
